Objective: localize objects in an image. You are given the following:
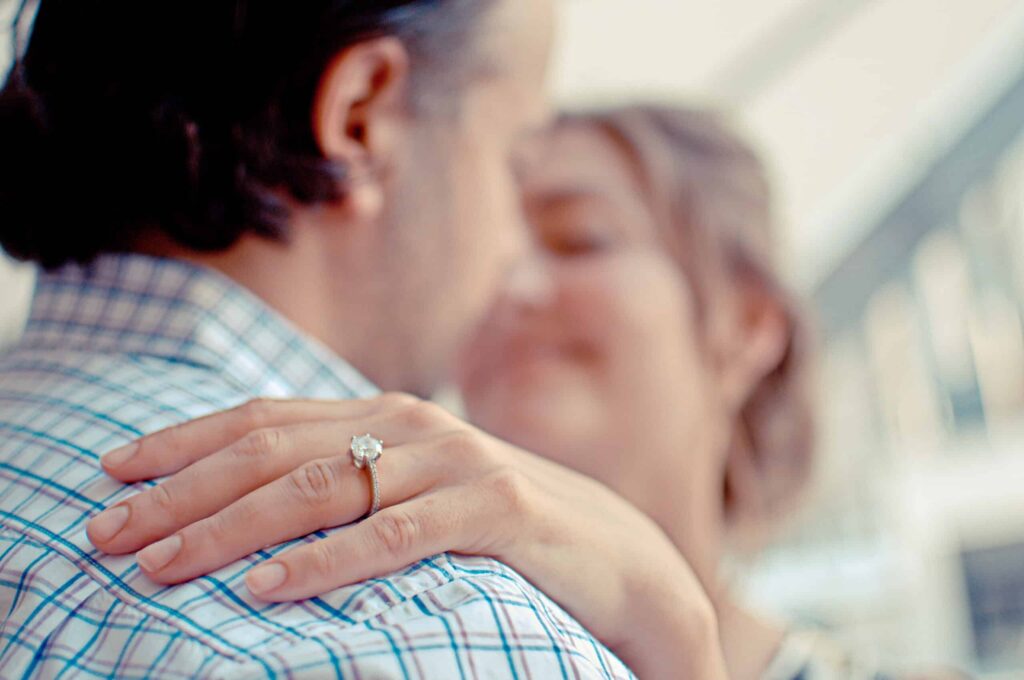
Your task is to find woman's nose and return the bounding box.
[500,256,557,312]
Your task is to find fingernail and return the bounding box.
[247,563,287,595]
[102,442,139,468]
[137,535,182,572]
[87,505,130,543]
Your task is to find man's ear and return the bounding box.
[718,277,790,412]
[312,37,411,222]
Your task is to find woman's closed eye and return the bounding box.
[529,190,639,259]
[542,223,617,257]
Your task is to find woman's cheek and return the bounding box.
[557,251,697,353]
[558,251,713,435]
[541,253,716,498]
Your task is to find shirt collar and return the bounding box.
[21,254,379,399]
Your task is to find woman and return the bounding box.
[459,106,818,678]
[87,107,849,679]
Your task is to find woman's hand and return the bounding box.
[87,394,726,680]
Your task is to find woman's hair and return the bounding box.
[572,105,816,531]
[0,0,492,269]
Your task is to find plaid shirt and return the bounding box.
[0,254,633,679]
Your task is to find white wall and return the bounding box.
[552,0,1024,287]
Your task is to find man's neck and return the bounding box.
[140,227,351,360]
[146,227,417,393]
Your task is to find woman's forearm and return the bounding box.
[615,566,730,680]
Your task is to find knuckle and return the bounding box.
[239,398,276,430]
[376,392,421,411]
[197,510,232,545]
[147,483,183,523]
[308,541,339,579]
[238,399,284,430]
[396,400,447,430]
[369,511,418,557]
[234,428,284,460]
[395,398,455,430]
[487,468,532,516]
[439,428,489,466]
[289,459,341,506]
[157,423,186,453]
[415,400,449,422]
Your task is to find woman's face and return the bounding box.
[457,123,731,567]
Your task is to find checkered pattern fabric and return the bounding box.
[0,254,633,679]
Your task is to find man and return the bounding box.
[0,1,632,677]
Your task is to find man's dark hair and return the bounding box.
[0,0,493,268]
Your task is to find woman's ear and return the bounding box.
[718,275,790,412]
[312,37,411,223]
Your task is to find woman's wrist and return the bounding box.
[624,604,727,680]
[618,560,728,680]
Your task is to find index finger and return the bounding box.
[100,394,419,482]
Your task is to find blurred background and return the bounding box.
[551,1,1024,677]
[3,0,1024,676]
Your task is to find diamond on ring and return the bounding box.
[351,434,383,469]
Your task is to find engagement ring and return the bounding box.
[350,433,384,518]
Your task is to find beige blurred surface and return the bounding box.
[550,2,1024,673]
[553,0,1024,286]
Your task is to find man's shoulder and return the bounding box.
[0,349,633,678]
[0,344,250,441]
[0,531,631,678]
[0,345,249,531]
[0,346,247,676]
